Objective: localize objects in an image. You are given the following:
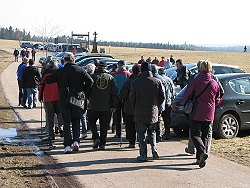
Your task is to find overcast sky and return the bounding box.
[0,0,249,46]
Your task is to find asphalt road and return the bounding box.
[1,48,250,188]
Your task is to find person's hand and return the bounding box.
[174,82,177,86]
[111,108,116,113]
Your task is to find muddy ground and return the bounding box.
[0,50,249,188]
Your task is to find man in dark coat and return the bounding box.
[120,64,141,148]
[173,59,189,89]
[45,53,93,154]
[130,62,165,161]
[87,61,119,150]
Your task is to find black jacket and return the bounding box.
[45,63,93,108]
[129,71,165,124]
[22,66,41,88]
[88,68,119,111]
[120,73,139,115]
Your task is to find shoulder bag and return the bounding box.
[184,80,212,114]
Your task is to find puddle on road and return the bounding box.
[0,127,17,138]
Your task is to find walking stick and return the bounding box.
[41,101,43,133]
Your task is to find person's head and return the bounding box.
[154,56,158,60]
[86,63,96,74]
[151,64,158,73]
[166,58,170,62]
[197,60,203,71]
[49,59,58,68]
[176,59,183,69]
[158,68,166,75]
[23,57,29,64]
[132,64,141,74]
[200,60,212,73]
[170,55,173,58]
[141,62,152,72]
[161,56,165,60]
[28,59,34,66]
[98,60,107,69]
[63,52,75,63]
[118,60,125,67]
[141,56,144,60]
[146,57,151,63]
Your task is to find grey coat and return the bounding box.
[129,71,165,124]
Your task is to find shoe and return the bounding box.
[192,160,200,165]
[64,146,71,154]
[126,144,135,148]
[99,145,105,150]
[72,141,79,151]
[152,151,159,160]
[55,126,59,134]
[137,156,148,162]
[59,130,64,137]
[185,147,195,154]
[27,106,32,109]
[82,133,87,139]
[114,135,121,138]
[199,153,208,168]
[93,139,100,149]
[156,136,162,142]
[22,104,27,108]
[33,103,36,108]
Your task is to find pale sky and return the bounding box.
[0,0,249,46]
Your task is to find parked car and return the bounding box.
[168,63,244,94]
[39,52,60,65]
[67,45,88,53]
[76,57,113,68]
[20,42,33,48]
[75,54,114,63]
[33,43,43,50]
[170,73,250,139]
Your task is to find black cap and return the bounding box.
[98,60,107,67]
[118,60,125,66]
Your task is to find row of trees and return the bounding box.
[0,25,245,52]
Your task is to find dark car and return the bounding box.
[20,42,33,48]
[75,54,114,63]
[171,73,250,139]
[67,44,89,53]
[76,57,113,68]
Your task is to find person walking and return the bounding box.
[138,56,145,64]
[151,56,159,65]
[120,64,141,148]
[20,48,27,61]
[87,60,119,150]
[183,60,220,168]
[130,62,165,161]
[31,47,37,61]
[45,53,93,154]
[111,60,131,138]
[22,59,41,109]
[16,57,28,106]
[13,48,19,62]
[158,56,166,67]
[38,60,64,140]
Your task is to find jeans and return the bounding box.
[26,88,38,108]
[187,122,213,155]
[161,106,172,137]
[62,106,81,147]
[190,120,212,160]
[135,122,157,158]
[88,109,112,146]
[81,110,88,135]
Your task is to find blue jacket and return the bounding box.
[17,62,28,81]
[111,67,131,94]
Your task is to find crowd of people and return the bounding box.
[16,51,221,168]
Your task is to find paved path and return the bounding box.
[1,48,250,188]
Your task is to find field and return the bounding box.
[0,39,250,187]
[1,39,250,73]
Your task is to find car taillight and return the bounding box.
[216,98,223,107]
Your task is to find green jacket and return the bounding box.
[88,68,119,111]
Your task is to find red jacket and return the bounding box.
[39,73,60,102]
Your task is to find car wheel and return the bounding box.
[173,128,189,137]
[217,114,239,139]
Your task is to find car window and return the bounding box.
[229,78,250,94]
[213,66,231,74]
[229,67,244,73]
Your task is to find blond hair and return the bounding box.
[200,60,212,73]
